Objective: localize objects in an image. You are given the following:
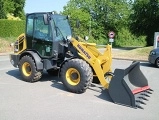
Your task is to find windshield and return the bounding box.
[52,14,72,40]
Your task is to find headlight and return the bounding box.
[10,60,14,65]
[14,41,19,52]
[150,51,156,55]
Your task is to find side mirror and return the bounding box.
[66,15,70,19]
[43,14,49,25]
[76,20,80,28]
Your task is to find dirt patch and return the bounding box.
[0,39,12,53]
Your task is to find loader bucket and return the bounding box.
[108,61,153,109]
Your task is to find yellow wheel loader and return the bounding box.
[10,12,152,109]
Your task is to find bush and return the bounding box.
[114,28,147,47]
[83,28,147,47]
[0,19,25,37]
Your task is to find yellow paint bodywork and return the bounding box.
[71,38,112,89]
[13,33,112,89]
[14,33,27,55]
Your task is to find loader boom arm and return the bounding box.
[71,38,112,89]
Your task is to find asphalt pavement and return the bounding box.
[0,55,159,120]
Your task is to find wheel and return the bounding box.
[155,58,159,68]
[47,69,59,76]
[19,55,42,82]
[60,59,93,93]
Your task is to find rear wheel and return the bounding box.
[60,59,93,93]
[19,55,42,82]
[155,58,159,68]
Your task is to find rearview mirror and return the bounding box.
[43,14,49,25]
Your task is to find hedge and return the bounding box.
[0,19,25,37]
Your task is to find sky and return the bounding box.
[24,0,69,13]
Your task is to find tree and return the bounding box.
[13,0,25,19]
[0,0,6,19]
[63,0,90,38]
[130,0,159,46]
[63,0,132,44]
[3,0,15,15]
[3,0,25,19]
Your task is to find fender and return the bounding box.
[58,57,77,77]
[20,51,43,70]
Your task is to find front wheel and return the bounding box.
[19,55,42,82]
[155,57,159,68]
[60,59,93,93]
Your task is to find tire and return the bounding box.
[47,69,59,76]
[155,58,159,68]
[19,55,42,82]
[60,59,93,93]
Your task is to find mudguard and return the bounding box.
[20,51,43,70]
[108,61,153,109]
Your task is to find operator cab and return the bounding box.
[26,12,72,59]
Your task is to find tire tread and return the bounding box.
[60,59,93,93]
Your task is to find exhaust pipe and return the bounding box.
[108,61,153,109]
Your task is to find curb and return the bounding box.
[0,52,13,56]
[113,57,148,62]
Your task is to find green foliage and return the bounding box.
[63,2,90,38]
[114,28,146,47]
[63,0,131,37]
[62,0,146,47]
[130,0,159,46]
[0,19,25,37]
[1,0,25,19]
[13,0,25,19]
[0,0,6,19]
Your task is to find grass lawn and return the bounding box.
[112,46,153,61]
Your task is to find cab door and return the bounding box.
[33,14,53,57]
[26,13,53,57]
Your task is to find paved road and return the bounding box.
[0,55,159,120]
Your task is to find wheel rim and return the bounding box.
[66,68,80,86]
[22,62,32,76]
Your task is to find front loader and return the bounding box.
[10,12,152,109]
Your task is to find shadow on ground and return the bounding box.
[89,83,113,103]
[6,69,67,91]
[140,62,157,68]
[6,69,22,80]
[6,69,114,104]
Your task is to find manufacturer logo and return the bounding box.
[77,44,91,59]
